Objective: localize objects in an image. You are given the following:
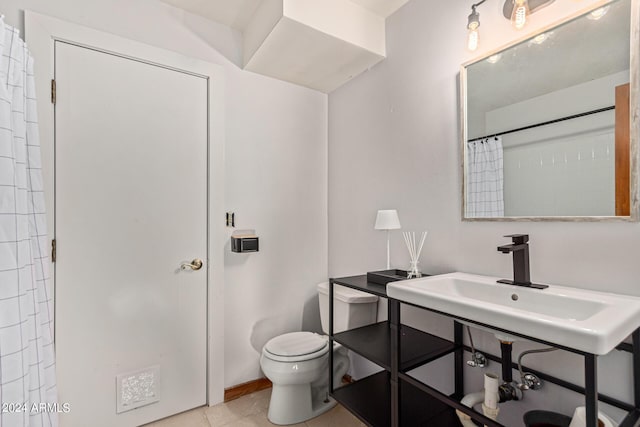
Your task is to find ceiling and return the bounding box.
[348,0,411,17]
[161,0,410,30]
[160,0,411,92]
[161,0,262,30]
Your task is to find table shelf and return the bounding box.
[331,371,461,427]
[334,321,456,372]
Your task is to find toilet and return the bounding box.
[260,282,378,425]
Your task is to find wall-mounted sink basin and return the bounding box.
[387,272,640,355]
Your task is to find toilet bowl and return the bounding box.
[261,332,349,425]
[260,282,378,425]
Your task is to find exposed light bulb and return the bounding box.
[486,54,501,63]
[467,6,481,51]
[511,0,530,30]
[588,6,610,20]
[468,28,479,51]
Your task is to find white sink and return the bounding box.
[386,272,640,355]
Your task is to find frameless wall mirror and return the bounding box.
[461,0,639,221]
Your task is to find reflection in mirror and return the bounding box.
[463,0,635,220]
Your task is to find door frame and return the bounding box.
[25,11,226,405]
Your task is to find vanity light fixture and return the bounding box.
[468,0,554,51]
[587,5,610,20]
[467,0,486,51]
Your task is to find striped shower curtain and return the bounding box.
[0,16,58,427]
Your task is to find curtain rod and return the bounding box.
[468,105,615,142]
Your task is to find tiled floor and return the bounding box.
[144,388,366,427]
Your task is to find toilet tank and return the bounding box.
[317,282,378,334]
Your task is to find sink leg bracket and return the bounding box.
[390,300,401,427]
[328,280,334,395]
[634,328,640,409]
[585,354,598,427]
[620,329,640,427]
[454,321,464,400]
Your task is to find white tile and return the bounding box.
[144,407,210,427]
[205,389,271,426]
[305,405,366,427]
[144,390,363,427]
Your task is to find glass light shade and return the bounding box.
[468,29,479,51]
[512,0,530,30]
[374,210,401,230]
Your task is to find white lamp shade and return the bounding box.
[374,210,401,230]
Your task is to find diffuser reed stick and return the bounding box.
[402,231,428,278]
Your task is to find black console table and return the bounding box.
[328,275,640,427]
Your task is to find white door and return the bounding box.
[54,41,208,427]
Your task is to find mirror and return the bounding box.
[461,0,638,221]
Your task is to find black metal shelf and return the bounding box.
[333,321,456,372]
[329,275,462,427]
[332,275,390,298]
[331,371,461,427]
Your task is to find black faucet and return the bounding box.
[497,234,548,289]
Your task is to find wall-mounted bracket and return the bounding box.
[226,212,235,227]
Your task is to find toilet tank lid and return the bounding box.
[317,282,378,303]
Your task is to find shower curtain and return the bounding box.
[465,137,504,217]
[0,16,58,427]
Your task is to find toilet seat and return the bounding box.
[263,332,329,363]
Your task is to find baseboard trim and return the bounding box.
[223,374,354,402]
[224,378,272,402]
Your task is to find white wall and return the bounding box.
[3,0,327,390]
[329,0,637,424]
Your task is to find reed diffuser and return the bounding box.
[402,231,427,278]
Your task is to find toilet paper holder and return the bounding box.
[231,229,259,253]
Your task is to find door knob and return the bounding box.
[181,259,203,271]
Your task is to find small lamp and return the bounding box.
[374,210,401,269]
